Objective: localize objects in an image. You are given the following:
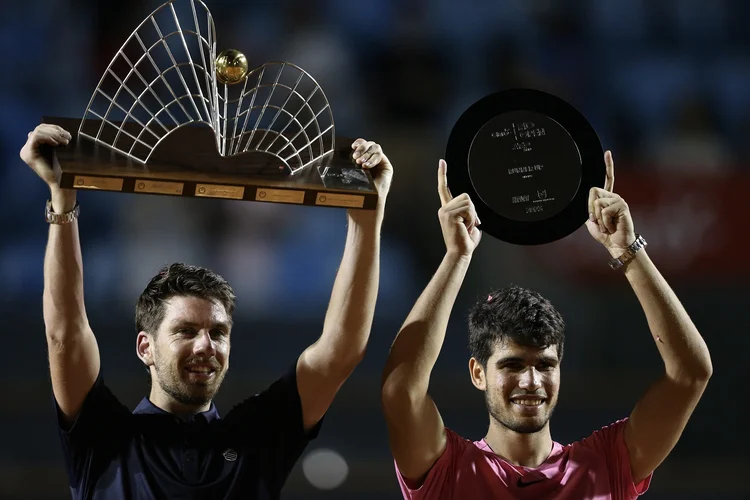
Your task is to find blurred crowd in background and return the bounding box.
[1,1,748,498]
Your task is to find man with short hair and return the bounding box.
[381,153,712,499]
[21,123,393,499]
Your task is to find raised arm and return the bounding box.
[587,151,712,484]
[295,139,393,431]
[20,125,100,423]
[381,160,481,484]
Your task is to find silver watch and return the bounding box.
[45,200,80,224]
[608,234,647,270]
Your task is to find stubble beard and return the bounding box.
[153,349,225,407]
[485,390,555,435]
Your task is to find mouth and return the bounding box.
[184,365,218,381]
[510,397,546,412]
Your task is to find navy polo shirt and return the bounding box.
[55,365,322,499]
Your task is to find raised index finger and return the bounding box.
[437,159,452,206]
[604,150,615,192]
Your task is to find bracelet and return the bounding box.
[45,200,80,224]
[608,234,647,270]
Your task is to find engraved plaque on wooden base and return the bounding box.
[44,116,378,210]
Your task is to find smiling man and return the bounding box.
[381,154,712,499]
[20,123,393,499]
[135,266,235,413]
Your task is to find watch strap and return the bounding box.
[45,200,80,224]
[608,234,647,270]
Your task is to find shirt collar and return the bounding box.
[476,439,565,480]
[133,397,221,423]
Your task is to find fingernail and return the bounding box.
[589,213,595,222]
[364,161,371,167]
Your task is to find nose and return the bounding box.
[518,366,542,391]
[193,330,217,358]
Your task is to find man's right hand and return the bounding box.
[20,124,71,188]
[27,126,99,424]
[437,159,482,257]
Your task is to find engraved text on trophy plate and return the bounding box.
[467,110,582,222]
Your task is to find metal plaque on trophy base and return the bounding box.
[446,88,605,245]
[45,0,378,210]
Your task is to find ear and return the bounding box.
[136,331,155,368]
[469,357,487,391]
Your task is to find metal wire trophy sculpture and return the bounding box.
[44,0,377,209]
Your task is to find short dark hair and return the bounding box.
[468,285,565,366]
[135,263,236,334]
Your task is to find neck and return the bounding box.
[484,419,553,468]
[149,385,212,415]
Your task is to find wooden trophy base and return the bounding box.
[43,117,379,210]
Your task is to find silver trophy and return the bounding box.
[44,0,377,209]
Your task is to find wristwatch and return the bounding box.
[45,200,80,224]
[608,234,647,270]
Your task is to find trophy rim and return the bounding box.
[446,88,605,245]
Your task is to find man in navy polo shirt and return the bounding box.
[20,123,393,499]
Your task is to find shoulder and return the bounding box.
[55,374,133,490]
[405,428,486,482]
[569,418,630,458]
[447,428,480,454]
[566,418,653,497]
[56,373,131,438]
[223,364,303,429]
[234,365,298,405]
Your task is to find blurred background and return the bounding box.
[1,0,748,498]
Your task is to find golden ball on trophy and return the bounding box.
[215,49,249,85]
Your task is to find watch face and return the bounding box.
[446,88,605,245]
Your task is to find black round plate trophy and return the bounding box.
[446,89,605,245]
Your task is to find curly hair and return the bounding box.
[468,285,565,366]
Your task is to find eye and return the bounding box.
[503,362,524,371]
[175,328,196,336]
[210,329,228,339]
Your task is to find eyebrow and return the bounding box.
[495,355,559,367]
[170,320,232,330]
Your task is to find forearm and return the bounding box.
[317,210,382,369]
[619,249,712,382]
[44,188,89,339]
[382,252,471,395]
